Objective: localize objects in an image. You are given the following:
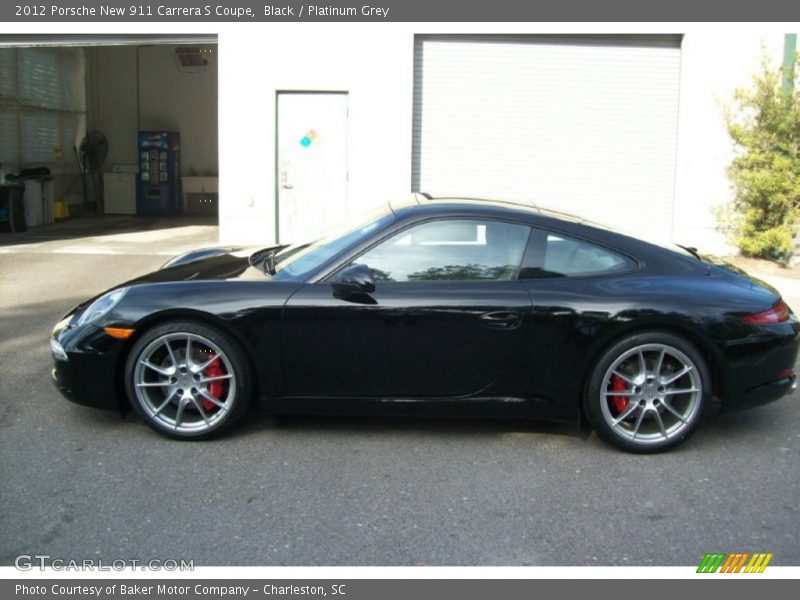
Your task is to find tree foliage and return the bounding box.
[725,53,800,259]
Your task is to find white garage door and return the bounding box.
[412,35,682,241]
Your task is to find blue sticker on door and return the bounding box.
[300,129,318,148]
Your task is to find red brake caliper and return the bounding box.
[610,375,628,414]
[203,358,226,411]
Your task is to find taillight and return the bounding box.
[741,301,791,324]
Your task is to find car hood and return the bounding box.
[129,246,271,286]
[64,246,279,320]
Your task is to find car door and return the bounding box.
[281,217,534,399]
[517,227,640,410]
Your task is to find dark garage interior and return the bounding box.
[0,35,218,241]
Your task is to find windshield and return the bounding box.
[258,206,396,281]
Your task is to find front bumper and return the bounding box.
[51,320,126,411]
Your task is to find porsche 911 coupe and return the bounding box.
[51,198,799,452]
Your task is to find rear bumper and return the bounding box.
[722,374,796,412]
[718,320,800,412]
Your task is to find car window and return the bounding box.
[527,232,632,277]
[269,207,395,281]
[352,219,531,282]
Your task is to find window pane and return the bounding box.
[0,102,18,167]
[0,49,16,99]
[355,219,530,282]
[60,48,85,112]
[539,233,631,277]
[18,48,61,110]
[21,109,59,164]
[4,47,86,168]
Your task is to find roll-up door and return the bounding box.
[412,35,682,240]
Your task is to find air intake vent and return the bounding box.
[173,46,213,72]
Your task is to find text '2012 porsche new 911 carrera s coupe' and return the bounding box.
[51,198,799,452]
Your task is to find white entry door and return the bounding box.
[277,92,348,243]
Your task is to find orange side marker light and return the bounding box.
[104,327,135,339]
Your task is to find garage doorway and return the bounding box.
[276,91,349,243]
[0,35,219,254]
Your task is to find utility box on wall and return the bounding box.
[137,131,180,215]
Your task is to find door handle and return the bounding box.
[279,169,293,189]
[479,311,522,330]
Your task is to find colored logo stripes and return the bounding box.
[697,552,773,573]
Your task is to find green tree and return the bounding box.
[724,53,800,259]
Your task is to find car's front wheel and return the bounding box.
[584,331,710,453]
[125,320,253,440]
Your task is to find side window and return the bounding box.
[352,219,531,282]
[522,231,633,278]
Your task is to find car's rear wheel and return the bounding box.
[584,331,710,453]
[125,320,252,440]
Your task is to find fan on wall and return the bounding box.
[78,131,109,214]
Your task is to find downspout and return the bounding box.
[784,33,798,267]
[782,33,797,94]
[136,45,142,133]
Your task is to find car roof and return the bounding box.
[391,195,594,226]
[389,195,706,273]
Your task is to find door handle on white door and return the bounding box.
[281,184,294,189]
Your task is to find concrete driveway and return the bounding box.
[1,222,798,566]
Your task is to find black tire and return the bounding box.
[584,331,710,453]
[124,320,253,440]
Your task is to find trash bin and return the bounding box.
[0,183,27,233]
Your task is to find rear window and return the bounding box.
[522,231,635,278]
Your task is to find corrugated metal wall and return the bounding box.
[85,45,137,169]
[86,43,218,176]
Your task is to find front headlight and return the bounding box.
[50,339,68,361]
[77,287,129,326]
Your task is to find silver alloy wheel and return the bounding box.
[599,343,702,445]
[132,332,237,434]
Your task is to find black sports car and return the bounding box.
[51,198,799,452]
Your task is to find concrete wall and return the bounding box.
[218,28,413,244]
[215,30,787,253]
[86,43,218,176]
[672,33,785,254]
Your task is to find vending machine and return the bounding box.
[137,131,180,215]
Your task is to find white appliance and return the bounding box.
[104,172,137,214]
[23,180,54,227]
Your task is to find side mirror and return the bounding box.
[331,264,376,296]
